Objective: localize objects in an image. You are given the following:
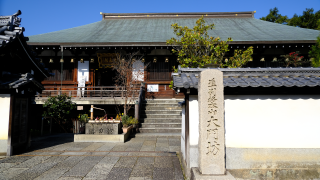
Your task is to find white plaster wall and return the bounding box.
[0,94,10,153]
[189,95,199,168]
[225,95,320,148]
[181,104,185,160]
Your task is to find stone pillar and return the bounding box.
[198,69,225,175]
[90,105,93,120]
[135,101,139,120]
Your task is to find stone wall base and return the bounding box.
[191,168,236,180]
[74,132,130,143]
[191,167,320,180]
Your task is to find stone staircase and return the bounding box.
[139,99,183,136]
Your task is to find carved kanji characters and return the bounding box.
[207,128,218,139]
[206,141,220,155]
[208,78,217,87]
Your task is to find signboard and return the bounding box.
[77,106,83,110]
[147,84,159,92]
[97,53,116,68]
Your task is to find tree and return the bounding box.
[288,8,320,29]
[260,7,289,24]
[166,16,253,69]
[261,7,320,30]
[309,35,320,67]
[112,51,147,115]
[42,94,76,133]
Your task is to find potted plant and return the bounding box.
[79,114,89,134]
[130,117,139,133]
[131,118,139,128]
[121,115,132,133]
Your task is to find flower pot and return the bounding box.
[122,125,133,134]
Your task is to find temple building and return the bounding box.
[27,11,319,135]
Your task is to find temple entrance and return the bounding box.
[96,68,117,86]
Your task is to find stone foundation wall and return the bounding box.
[85,122,122,135]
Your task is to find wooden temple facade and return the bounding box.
[27,11,320,103]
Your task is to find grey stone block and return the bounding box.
[62,156,102,177]
[140,146,155,151]
[84,162,114,179]
[85,151,109,156]
[11,162,58,180]
[0,168,29,180]
[95,144,116,151]
[58,177,83,180]
[114,157,137,168]
[191,168,236,180]
[169,146,180,152]
[108,152,129,156]
[80,142,104,151]
[60,152,87,156]
[154,157,173,168]
[198,69,225,175]
[0,163,15,173]
[106,167,132,180]
[58,156,86,169]
[14,156,51,168]
[130,165,153,177]
[155,146,169,152]
[136,157,154,166]
[0,156,32,164]
[153,167,174,180]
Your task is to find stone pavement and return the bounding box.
[0,134,184,180]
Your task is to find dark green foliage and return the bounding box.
[309,35,320,67]
[260,7,289,24]
[121,115,130,127]
[261,7,320,30]
[42,94,76,132]
[288,8,320,29]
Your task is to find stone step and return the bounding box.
[139,128,181,133]
[143,102,179,106]
[141,123,181,128]
[135,133,181,138]
[144,105,182,110]
[143,99,184,104]
[142,118,181,123]
[144,110,181,115]
[141,114,181,118]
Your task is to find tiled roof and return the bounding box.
[9,73,44,90]
[28,12,320,45]
[172,67,320,89]
[0,10,51,78]
[0,10,24,47]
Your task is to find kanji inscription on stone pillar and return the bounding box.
[198,69,225,175]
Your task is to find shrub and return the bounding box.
[121,115,130,127]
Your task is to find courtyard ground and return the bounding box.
[0,134,184,180]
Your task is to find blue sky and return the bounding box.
[1,0,319,36]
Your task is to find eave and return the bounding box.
[27,40,317,47]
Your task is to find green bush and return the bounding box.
[122,115,130,127]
